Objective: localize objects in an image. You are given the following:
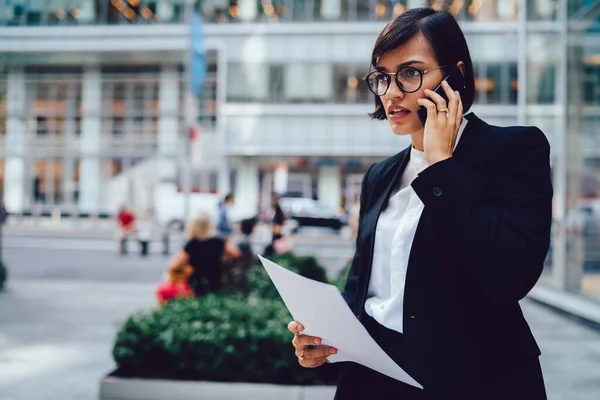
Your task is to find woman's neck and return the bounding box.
[410,130,425,152]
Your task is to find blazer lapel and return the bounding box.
[360,146,412,284]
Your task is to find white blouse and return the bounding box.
[364,118,468,334]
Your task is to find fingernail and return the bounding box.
[330,349,337,355]
[314,338,321,345]
[296,323,303,331]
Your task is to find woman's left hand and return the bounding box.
[417,80,464,165]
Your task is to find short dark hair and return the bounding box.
[369,7,475,120]
[240,217,257,236]
[224,193,234,202]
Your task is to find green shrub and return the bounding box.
[334,261,352,293]
[0,261,7,290]
[112,295,322,385]
[111,252,340,385]
[245,253,328,301]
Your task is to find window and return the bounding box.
[269,65,285,102]
[527,63,556,104]
[0,75,6,137]
[334,65,371,103]
[101,70,160,140]
[226,63,269,102]
[583,66,600,106]
[527,0,558,20]
[25,69,83,140]
[473,62,518,105]
[284,63,333,103]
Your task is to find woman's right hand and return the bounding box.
[288,321,337,368]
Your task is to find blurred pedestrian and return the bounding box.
[288,8,552,400]
[264,194,289,256]
[155,264,194,307]
[217,193,234,239]
[117,205,136,256]
[348,194,361,242]
[1,201,7,225]
[233,217,258,295]
[136,208,154,257]
[168,212,239,296]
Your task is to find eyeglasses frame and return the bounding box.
[364,65,448,96]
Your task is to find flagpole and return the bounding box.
[183,0,195,223]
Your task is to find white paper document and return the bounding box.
[257,255,423,389]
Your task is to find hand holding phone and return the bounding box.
[416,66,466,165]
[417,65,466,126]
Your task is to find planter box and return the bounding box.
[99,374,336,400]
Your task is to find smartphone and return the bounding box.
[417,65,466,126]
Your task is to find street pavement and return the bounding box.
[1,233,599,400]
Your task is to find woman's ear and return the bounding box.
[457,61,466,76]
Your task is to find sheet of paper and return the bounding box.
[257,255,423,389]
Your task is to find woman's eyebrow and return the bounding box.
[375,60,425,71]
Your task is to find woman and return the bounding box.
[264,194,289,256]
[272,194,286,238]
[287,7,552,400]
[169,212,239,296]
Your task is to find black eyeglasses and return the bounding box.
[364,65,447,96]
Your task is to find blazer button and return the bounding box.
[432,187,443,197]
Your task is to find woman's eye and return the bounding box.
[402,69,419,79]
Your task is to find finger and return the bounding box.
[444,83,459,127]
[424,88,447,111]
[288,321,304,334]
[303,346,338,360]
[292,334,322,350]
[299,356,330,369]
[417,98,438,123]
[295,334,322,347]
[455,90,463,120]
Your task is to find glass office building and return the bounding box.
[1,0,600,299]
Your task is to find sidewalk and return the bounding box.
[2,220,353,246]
[529,283,600,328]
[1,278,599,400]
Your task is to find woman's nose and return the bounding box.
[386,78,405,98]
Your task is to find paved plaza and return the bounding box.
[0,233,599,400]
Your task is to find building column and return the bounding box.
[318,165,342,214]
[4,68,27,213]
[158,65,179,182]
[79,67,102,214]
[62,157,76,208]
[235,157,259,219]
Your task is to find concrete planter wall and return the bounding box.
[100,375,336,400]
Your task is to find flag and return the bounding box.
[190,11,207,96]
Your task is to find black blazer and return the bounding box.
[341,113,553,397]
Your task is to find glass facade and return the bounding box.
[224,61,519,104]
[0,0,597,25]
[562,15,600,300]
[0,0,556,25]
[0,58,219,210]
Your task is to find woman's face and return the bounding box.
[376,34,445,136]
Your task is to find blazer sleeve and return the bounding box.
[342,163,375,310]
[411,127,553,304]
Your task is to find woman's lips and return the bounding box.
[388,109,411,121]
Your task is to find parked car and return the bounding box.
[279,197,344,233]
